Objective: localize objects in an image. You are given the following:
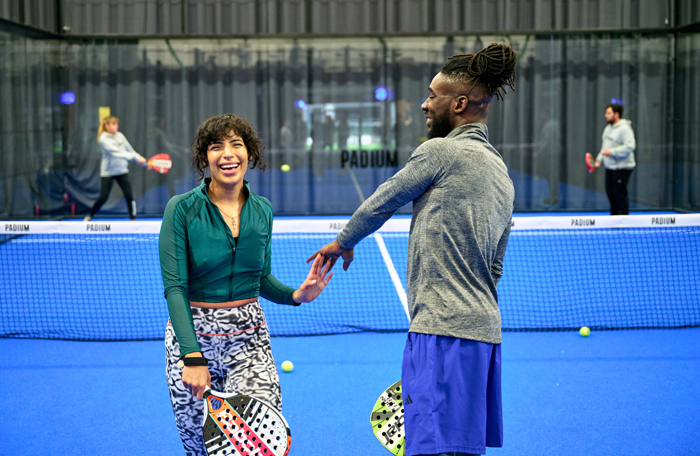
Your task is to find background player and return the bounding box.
[84,116,147,221]
[591,103,636,215]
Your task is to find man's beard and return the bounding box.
[427,110,452,139]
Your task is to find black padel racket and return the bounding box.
[202,387,291,456]
[370,380,406,456]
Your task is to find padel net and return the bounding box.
[1,214,699,341]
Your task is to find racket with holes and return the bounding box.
[147,153,172,174]
[370,380,405,456]
[202,387,291,456]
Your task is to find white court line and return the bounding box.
[373,232,410,321]
[348,167,408,321]
[348,168,365,203]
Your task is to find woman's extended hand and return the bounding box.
[292,254,333,303]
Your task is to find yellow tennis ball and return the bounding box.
[280,164,291,172]
[281,360,294,373]
[579,326,591,337]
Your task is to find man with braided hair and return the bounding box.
[308,43,517,456]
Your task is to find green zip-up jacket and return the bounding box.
[159,179,297,357]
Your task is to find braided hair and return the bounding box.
[441,43,517,101]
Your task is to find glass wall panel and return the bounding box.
[2,30,697,219]
[0,30,62,218]
[674,33,700,209]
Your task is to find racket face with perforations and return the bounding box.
[370,380,405,456]
[202,390,291,456]
[147,153,172,174]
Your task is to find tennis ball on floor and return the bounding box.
[280,164,291,172]
[579,326,591,337]
[281,360,294,373]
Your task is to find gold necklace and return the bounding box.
[216,206,239,231]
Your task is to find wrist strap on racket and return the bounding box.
[177,356,209,368]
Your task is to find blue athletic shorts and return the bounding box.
[401,332,503,456]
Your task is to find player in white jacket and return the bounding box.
[84,116,147,221]
[594,103,636,215]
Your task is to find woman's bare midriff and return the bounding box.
[189,297,258,309]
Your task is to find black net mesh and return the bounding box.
[1,223,699,341]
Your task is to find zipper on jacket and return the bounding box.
[228,226,236,301]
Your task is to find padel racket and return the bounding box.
[585,153,595,173]
[147,153,172,174]
[370,380,405,456]
[202,387,291,456]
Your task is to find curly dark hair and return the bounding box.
[191,114,266,180]
[441,43,517,101]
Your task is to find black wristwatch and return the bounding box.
[176,356,208,368]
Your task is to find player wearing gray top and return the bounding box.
[334,122,512,344]
[84,116,147,221]
[309,44,517,456]
[592,103,636,215]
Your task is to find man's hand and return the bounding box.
[306,240,355,271]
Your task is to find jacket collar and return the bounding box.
[447,122,489,141]
[198,178,250,202]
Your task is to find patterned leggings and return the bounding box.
[165,302,281,456]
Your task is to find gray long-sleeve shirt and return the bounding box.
[337,123,514,344]
[595,119,636,170]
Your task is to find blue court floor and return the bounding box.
[0,329,698,456]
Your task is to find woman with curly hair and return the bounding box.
[159,114,332,456]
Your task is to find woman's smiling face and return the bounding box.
[206,132,249,190]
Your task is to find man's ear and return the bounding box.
[453,95,468,114]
